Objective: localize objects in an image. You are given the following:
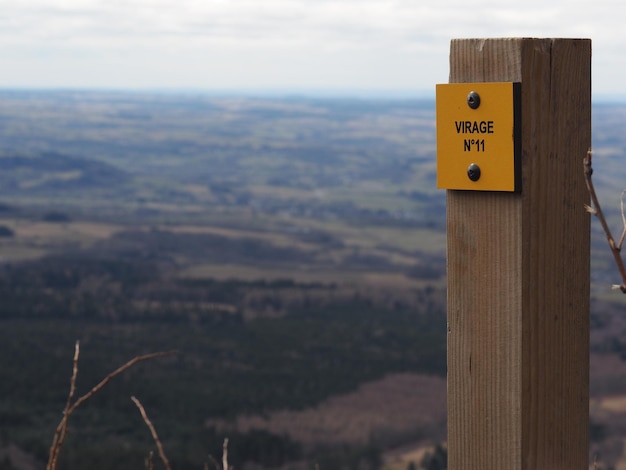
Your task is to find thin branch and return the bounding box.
[65,341,80,416]
[206,454,221,470]
[619,189,626,249]
[584,149,626,293]
[131,396,171,470]
[70,350,176,414]
[47,346,177,470]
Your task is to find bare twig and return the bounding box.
[131,396,171,470]
[584,149,626,293]
[47,345,177,470]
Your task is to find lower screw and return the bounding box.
[467,163,481,182]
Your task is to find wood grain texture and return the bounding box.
[446,38,590,470]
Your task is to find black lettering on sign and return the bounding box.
[464,139,485,152]
[455,120,494,134]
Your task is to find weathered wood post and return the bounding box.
[437,38,591,469]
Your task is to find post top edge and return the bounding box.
[450,37,591,42]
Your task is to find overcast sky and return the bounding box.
[0,0,623,96]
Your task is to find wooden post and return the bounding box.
[446,39,591,469]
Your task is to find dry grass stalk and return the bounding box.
[46,341,177,470]
[206,454,220,470]
[204,439,229,470]
[222,438,229,470]
[131,396,172,470]
[584,149,626,292]
[146,450,154,470]
[593,453,601,470]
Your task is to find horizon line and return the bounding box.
[1,86,626,103]
[0,86,436,100]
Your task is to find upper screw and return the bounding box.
[467,91,480,109]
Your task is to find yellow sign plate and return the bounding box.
[436,82,520,191]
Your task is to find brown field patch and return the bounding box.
[591,353,626,397]
[206,373,446,447]
[248,185,319,201]
[0,219,123,261]
[362,272,443,290]
[0,244,47,262]
[615,441,626,470]
[382,444,435,470]
[159,224,324,253]
[8,220,121,241]
[599,396,626,413]
[178,262,433,289]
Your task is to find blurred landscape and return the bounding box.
[0,90,625,469]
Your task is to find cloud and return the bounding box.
[0,1,492,47]
[0,1,603,48]
[0,0,623,91]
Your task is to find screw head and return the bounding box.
[467,163,481,182]
[467,91,480,109]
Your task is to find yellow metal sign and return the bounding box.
[436,82,520,191]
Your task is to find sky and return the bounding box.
[0,0,624,96]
